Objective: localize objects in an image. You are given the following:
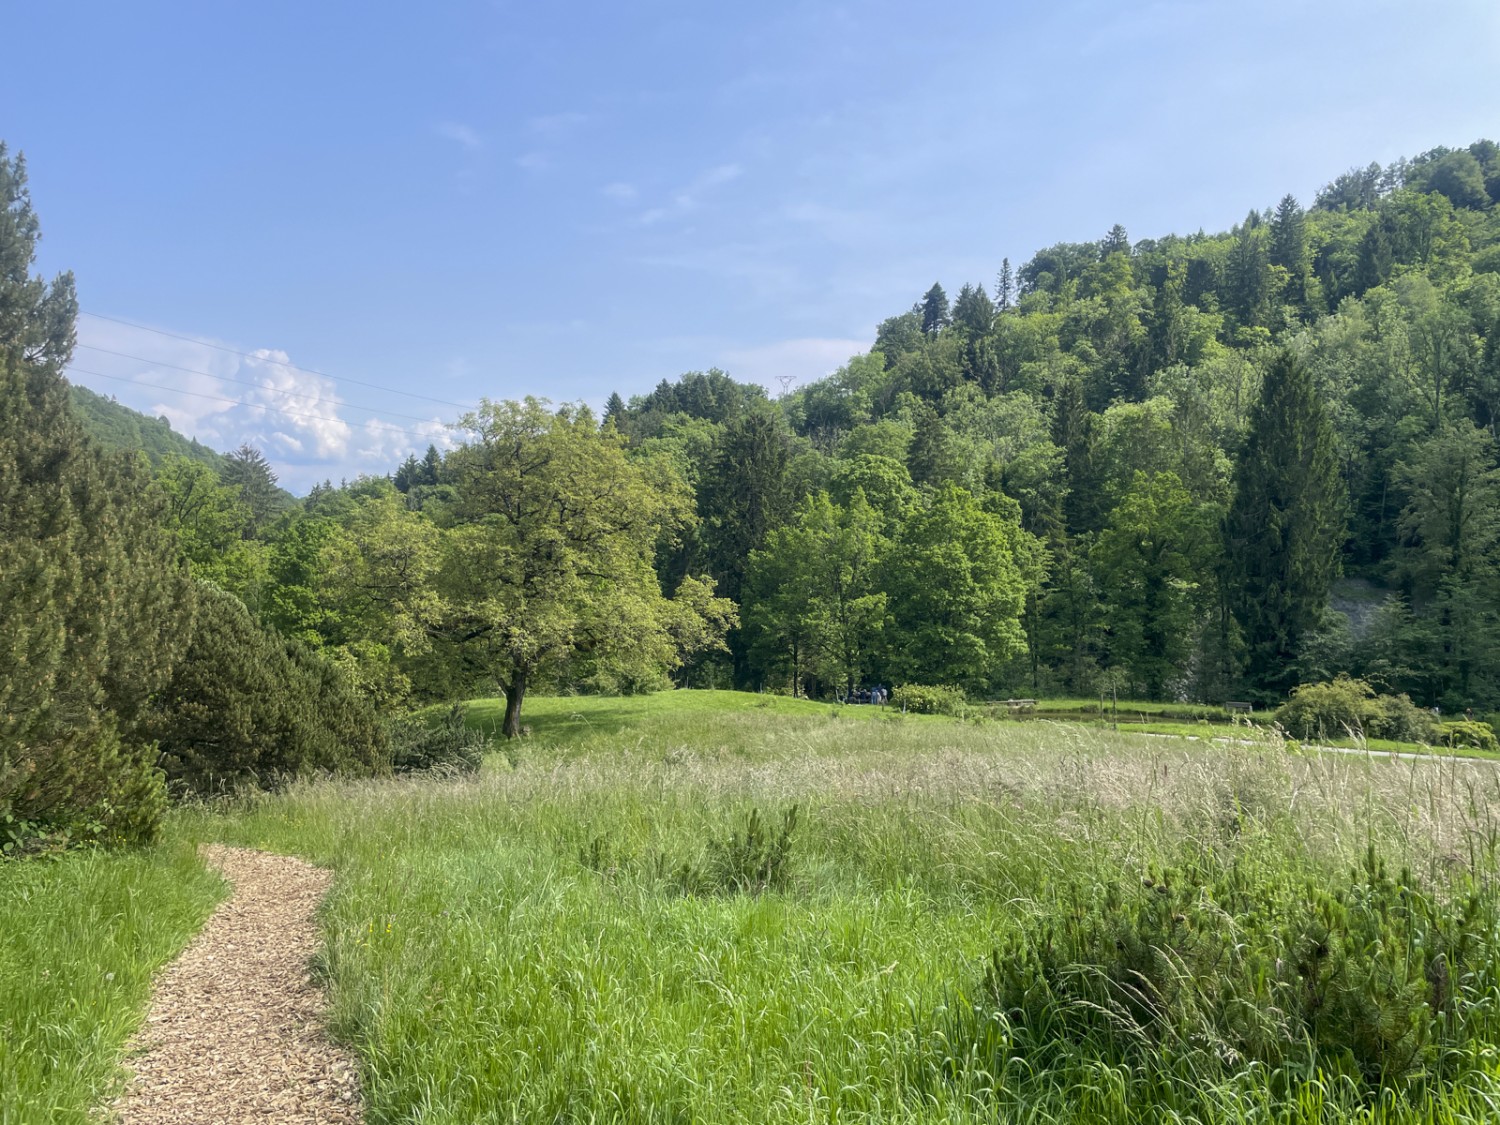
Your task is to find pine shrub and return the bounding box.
[386,704,487,775]
[966,845,1500,1106]
[148,582,389,794]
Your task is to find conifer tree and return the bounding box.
[920,283,950,334]
[1224,351,1346,698]
[1,146,193,847]
[994,258,1014,311]
[223,442,282,531]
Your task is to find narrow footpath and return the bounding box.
[113,845,362,1124]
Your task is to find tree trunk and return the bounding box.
[502,671,527,738]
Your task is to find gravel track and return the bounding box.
[112,845,362,1124]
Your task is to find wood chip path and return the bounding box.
[112,845,363,1124]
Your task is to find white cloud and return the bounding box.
[601,181,638,203]
[515,151,550,172]
[636,162,744,225]
[67,316,462,493]
[436,121,484,151]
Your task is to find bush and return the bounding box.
[386,705,487,775]
[701,805,799,893]
[1275,675,1376,741]
[148,582,389,793]
[891,684,968,716]
[1438,720,1499,754]
[1276,676,1439,744]
[967,846,1500,1105]
[1368,691,1440,743]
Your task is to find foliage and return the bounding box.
[1275,675,1442,744]
[1225,351,1346,698]
[146,582,388,793]
[386,704,488,775]
[0,150,193,847]
[890,683,968,716]
[1439,720,1499,753]
[976,844,1500,1107]
[697,805,799,894]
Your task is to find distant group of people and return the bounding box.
[844,685,888,705]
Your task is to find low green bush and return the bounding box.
[1276,676,1440,744]
[967,845,1500,1107]
[1439,720,1499,754]
[891,684,967,716]
[386,705,487,775]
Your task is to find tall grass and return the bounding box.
[177,698,1500,1123]
[0,841,223,1123]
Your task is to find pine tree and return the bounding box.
[1101,223,1130,257]
[148,582,387,793]
[994,258,1014,311]
[920,283,950,334]
[1,146,193,848]
[0,144,76,374]
[1224,351,1346,698]
[951,282,995,335]
[222,443,281,532]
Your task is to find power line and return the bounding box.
[78,310,479,411]
[66,366,465,446]
[74,343,452,426]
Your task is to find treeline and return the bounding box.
[125,138,1500,724]
[599,140,1500,710]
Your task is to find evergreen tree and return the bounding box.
[1101,223,1130,257]
[951,282,995,335]
[0,144,76,374]
[920,283,950,334]
[1226,210,1273,329]
[1224,351,1346,698]
[603,391,628,429]
[1269,195,1307,271]
[994,258,1014,311]
[1,146,192,848]
[148,582,387,793]
[222,443,282,532]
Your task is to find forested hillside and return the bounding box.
[135,138,1500,721]
[67,383,227,470]
[597,140,1500,709]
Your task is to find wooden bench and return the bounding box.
[1001,698,1038,714]
[1226,701,1254,715]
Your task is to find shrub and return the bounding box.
[1274,675,1376,741]
[702,805,799,893]
[148,582,389,794]
[968,845,1500,1105]
[891,684,968,716]
[1439,720,1499,754]
[1368,692,1440,743]
[1276,677,1440,744]
[386,705,487,775]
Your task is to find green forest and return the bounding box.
[7,138,1500,846]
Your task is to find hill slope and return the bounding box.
[67,382,227,470]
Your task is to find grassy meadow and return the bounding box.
[9,690,1500,1123]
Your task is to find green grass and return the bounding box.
[12,689,1500,1123]
[180,692,1500,1123]
[0,840,224,1123]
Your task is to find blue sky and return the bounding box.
[10,0,1500,489]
